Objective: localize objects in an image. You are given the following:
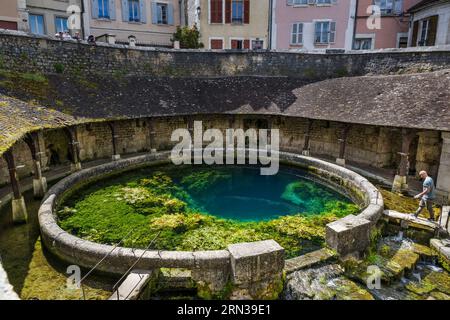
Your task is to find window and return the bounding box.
[55,17,68,33]
[315,21,335,44]
[353,38,372,50]
[252,39,263,50]
[398,36,408,48]
[29,14,45,35]
[231,39,243,49]
[232,0,244,24]
[418,19,429,46]
[210,39,223,49]
[128,0,140,22]
[157,3,168,24]
[292,0,308,4]
[210,0,223,23]
[374,0,403,15]
[291,23,303,45]
[317,0,331,4]
[98,0,110,18]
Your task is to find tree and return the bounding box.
[171,25,204,49]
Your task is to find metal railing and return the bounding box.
[77,229,134,300]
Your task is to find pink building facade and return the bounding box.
[272,0,356,50]
[354,0,421,49]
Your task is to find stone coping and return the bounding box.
[38,150,383,275]
[2,29,450,54]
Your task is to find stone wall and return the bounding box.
[1,30,450,79]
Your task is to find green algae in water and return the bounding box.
[58,165,360,258]
[0,191,113,300]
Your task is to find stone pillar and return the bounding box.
[108,122,121,161]
[302,119,313,156]
[66,127,82,172]
[227,240,285,300]
[336,124,350,166]
[148,118,157,153]
[24,133,47,198]
[392,129,417,193]
[17,0,30,32]
[436,132,450,204]
[326,215,372,258]
[3,150,27,223]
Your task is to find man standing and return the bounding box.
[414,171,436,221]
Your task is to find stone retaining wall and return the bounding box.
[1,30,450,79]
[38,150,383,298]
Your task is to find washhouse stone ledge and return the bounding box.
[38,150,384,297]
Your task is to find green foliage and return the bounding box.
[171,25,204,49]
[20,72,47,83]
[58,169,360,258]
[54,63,64,74]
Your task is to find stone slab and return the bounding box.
[284,248,337,274]
[109,270,155,300]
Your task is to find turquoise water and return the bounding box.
[164,165,353,221]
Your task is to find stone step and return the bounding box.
[430,238,450,272]
[383,210,440,232]
[109,270,156,300]
[284,248,337,274]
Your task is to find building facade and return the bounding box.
[193,0,270,49]
[272,0,356,51]
[408,0,450,46]
[354,0,420,50]
[25,0,83,36]
[83,0,181,46]
[0,0,29,31]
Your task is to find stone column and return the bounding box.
[148,118,157,153]
[392,129,417,193]
[17,0,29,32]
[67,127,82,172]
[436,132,450,204]
[108,122,121,161]
[3,150,27,223]
[24,133,47,198]
[302,119,313,156]
[336,124,350,166]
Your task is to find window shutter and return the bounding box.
[92,0,99,19]
[411,20,419,46]
[394,0,402,14]
[151,2,158,24]
[244,39,250,49]
[121,0,129,21]
[298,23,303,43]
[427,15,439,46]
[244,0,250,24]
[329,21,336,43]
[231,39,237,49]
[109,0,116,20]
[168,3,174,25]
[139,0,147,23]
[225,0,231,23]
[210,0,223,23]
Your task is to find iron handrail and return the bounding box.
[78,228,134,299]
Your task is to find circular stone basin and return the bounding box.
[38,152,383,276]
